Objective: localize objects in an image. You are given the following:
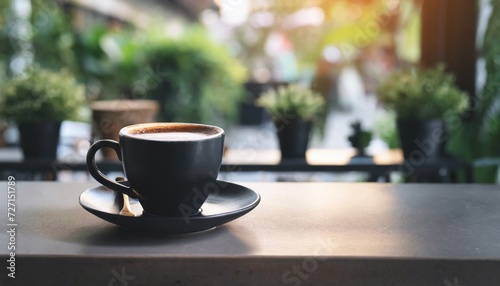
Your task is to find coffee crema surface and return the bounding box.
[121,123,223,142]
[130,131,211,141]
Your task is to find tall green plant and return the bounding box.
[449,0,500,183]
[477,0,500,157]
[0,0,12,74]
[140,27,246,125]
[30,0,77,71]
[0,0,21,77]
[74,26,146,99]
[0,0,77,75]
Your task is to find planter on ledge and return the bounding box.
[18,122,62,160]
[91,100,160,160]
[396,119,447,161]
[274,117,313,161]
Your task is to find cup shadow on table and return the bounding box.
[30,207,256,254]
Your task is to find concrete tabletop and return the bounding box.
[1,182,500,285]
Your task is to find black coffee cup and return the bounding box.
[86,122,225,217]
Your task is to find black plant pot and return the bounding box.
[274,117,313,160]
[18,122,62,160]
[396,119,447,160]
[239,82,270,125]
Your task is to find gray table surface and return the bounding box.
[1,182,500,285]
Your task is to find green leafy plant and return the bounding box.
[72,23,246,125]
[0,0,12,72]
[74,26,146,99]
[30,0,78,72]
[0,0,78,75]
[448,1,500,183]
[256,84,325,120]
[0,67,85,123]
[377,65,469,120]
[140,27,247,125]
[373,111,399,149]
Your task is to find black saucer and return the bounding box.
[79,181,260,235]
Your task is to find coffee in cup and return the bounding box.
[86,122,225,217]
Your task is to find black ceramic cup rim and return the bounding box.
[119,122,224,141]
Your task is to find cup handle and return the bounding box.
[86,139,137,198]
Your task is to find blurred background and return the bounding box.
[0,0,498,183]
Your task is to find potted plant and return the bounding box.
[0,67,85,159]
[140,26,246,126]
[257,84,325,160]
[377,65,469,159]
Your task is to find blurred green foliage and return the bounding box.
[0,0,14,74]
[476,0,500,161]
[237,0,402,74]
[0,0,77,74]
[73,25,146,100]
[0,0,86,124]
[139,27,247,125]
[70,23,247,125]
[30,0,78,71]
[449,0,500,183]
[0,0,247,126]
[0,66,85,122]
[256,84,325,121]
[377,65,469,120]
[373,110,399,149]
